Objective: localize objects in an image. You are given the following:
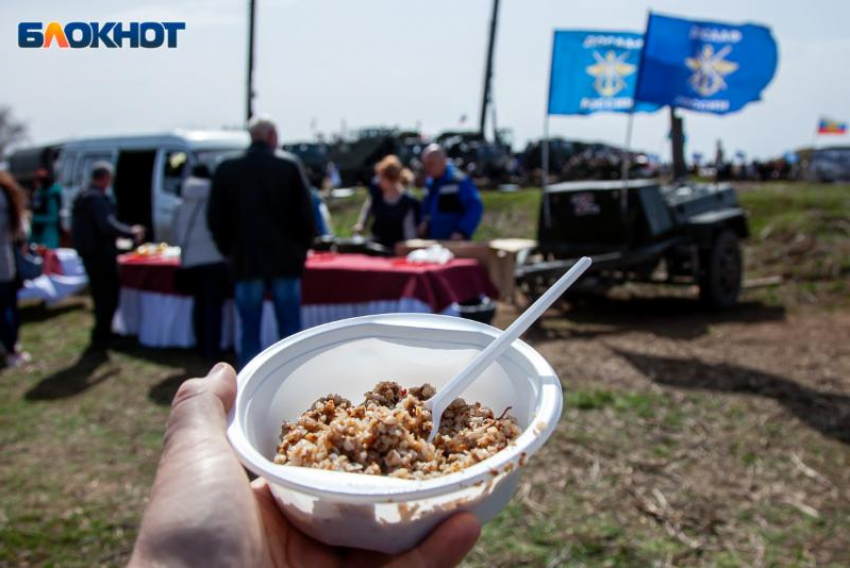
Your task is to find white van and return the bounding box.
[56,130,250,243]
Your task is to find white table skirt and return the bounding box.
[113,288,460,351]
[18,248,89,305]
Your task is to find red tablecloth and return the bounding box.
[118,254,180,295]
[118,253,498,313]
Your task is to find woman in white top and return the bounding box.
[172,164,229,360]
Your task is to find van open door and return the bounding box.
[114,150,156,240]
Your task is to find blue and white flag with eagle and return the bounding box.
[547,30,660,116]
[634,13,778,114]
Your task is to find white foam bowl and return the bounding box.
[226,313,563,554]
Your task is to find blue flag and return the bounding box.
[634,13,778,114]
[547,31,660,116]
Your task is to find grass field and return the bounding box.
[1,182,848,567]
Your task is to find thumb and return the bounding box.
[168,362,237,435]
[133,363,259,566]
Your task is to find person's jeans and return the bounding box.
[0,281,20,355]
[234,277,301,369]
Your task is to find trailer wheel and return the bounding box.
[518,275,551,307]
[699,229,742,310]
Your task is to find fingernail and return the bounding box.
[209,362,228,376]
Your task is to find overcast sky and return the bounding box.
[2,0,848,160]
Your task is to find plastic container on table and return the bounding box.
[226,313,563,554]
[457,296,497,325]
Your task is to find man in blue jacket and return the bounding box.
[419,144,483,240]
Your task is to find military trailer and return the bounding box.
[515,180,749,309]
[281,142,330,185]
[328,128,401,187]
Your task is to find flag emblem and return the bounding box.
[818,118,847,135]
[570,193,600,216]
[586,51,636,97]
[685,45,739,97]
[547,30,660,116]
[634,14,777,114]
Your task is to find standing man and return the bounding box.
[72,162,145,348]
[208,117,315,369]
[419,144,483,240]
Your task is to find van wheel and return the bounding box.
[699,229,742,310]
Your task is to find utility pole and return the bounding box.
[246,0,256,122]
[479,0,500,139]
[670,106,687,180]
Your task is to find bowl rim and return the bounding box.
[226,313,563,503]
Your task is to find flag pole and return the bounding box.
[810,117,821,150]
[619,110,635,214]
[246,0,256,122]
[620,14,648,217]
[622,11,652,214]
[542,31,556,229]
[542,114,551,228]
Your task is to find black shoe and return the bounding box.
[88,338,111,351]
[90,331,123,350]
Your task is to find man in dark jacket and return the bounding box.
[208,118,315,368]
[72,162,145,347]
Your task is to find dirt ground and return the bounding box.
[470,295,850,566]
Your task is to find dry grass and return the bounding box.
[468,302,850,567]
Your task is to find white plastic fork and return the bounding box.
[425,256,592,442]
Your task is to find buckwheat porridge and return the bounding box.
[274,381,520,479]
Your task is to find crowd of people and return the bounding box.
[0,117,489,563]
[0,117,485,371]
[6,118,803,374]
[710,156,799,182]
[201,118,483,368]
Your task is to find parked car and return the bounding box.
[805,146,850,182]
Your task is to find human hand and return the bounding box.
[131,225,146,245]
[450,231,465,241]
[130,364,481,568]
[352,223,364,235]
[417,222,428,238]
